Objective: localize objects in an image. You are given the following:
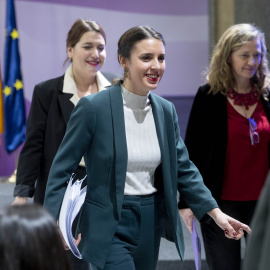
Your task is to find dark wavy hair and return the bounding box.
[0,204,70,270]
[114,25,165,83]
[117,25,165,63]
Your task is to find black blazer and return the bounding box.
[179,84,270,208]
[14,72,116,204]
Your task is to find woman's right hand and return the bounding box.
[11,196,28,205]
[179,208,196,233]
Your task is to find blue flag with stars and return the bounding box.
[3,0,26,153]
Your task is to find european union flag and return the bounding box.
[0,70,4,137]
[3,0,26,153]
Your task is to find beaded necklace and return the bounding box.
[227,86,259,110]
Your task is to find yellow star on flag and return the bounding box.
[14,79,23,91]
[10,29,19,39]
[3,86,12,96]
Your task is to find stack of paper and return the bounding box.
[59,174,87,259]
[192,219,202,270]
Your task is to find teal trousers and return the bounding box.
[90,192,163,270]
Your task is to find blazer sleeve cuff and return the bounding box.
[13,184,35,198]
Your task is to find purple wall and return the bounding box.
[17,0,207,15]
[0,0,208,176]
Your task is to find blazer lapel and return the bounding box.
[261,95,270,123]
[149,94,172,191]
[109,84,128,218]
[56,78,75,125]
[150,94,185,257]
[149,93,165,156]
[58,93,74,125]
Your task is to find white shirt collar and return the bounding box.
[62,64,111,106]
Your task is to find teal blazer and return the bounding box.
[44,81,217,268]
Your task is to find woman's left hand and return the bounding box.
[208,208,251,240]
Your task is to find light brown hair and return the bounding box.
[207,23,270,96]
[64,19,106,65]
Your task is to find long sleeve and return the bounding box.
[44,97,95,220]
[184,85,214,174]
[171,104,218,220]
[178,84,228,209]
[14,84,52,198]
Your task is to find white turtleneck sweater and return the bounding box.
[121,85,161,195]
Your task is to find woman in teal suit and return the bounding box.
[44,26,251,270]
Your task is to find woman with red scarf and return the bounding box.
[179,23,270,270]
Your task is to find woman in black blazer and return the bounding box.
[179,24,270,270]
[12,19,115,270]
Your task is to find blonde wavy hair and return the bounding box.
[207,23,270,96]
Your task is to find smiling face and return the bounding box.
[120,38,165,96]
[67,31,106,79]
[229,38,262,85]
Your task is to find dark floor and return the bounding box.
[157,260,209,270]
[0,177,209,270]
